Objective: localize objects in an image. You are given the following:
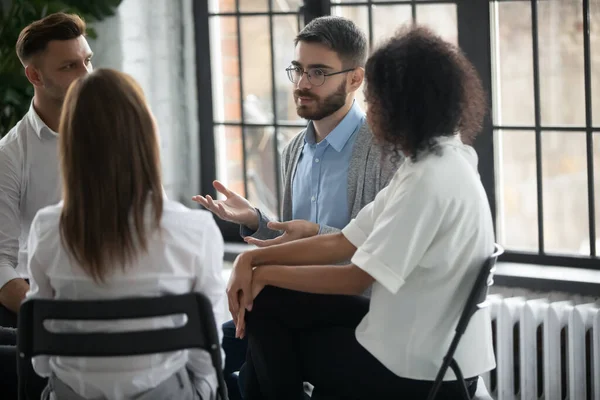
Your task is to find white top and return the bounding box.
[0,103,61,289]
[342,135,496,381]
[26,199,226,400]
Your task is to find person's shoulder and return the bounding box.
[354,120,386,157]
[0,117,28,156]
[34,202,62,221]
[30,202,63,237]
[401,142,477,197]
[161,200,222,237]
[161,201,224,256]
[163,200,214,223]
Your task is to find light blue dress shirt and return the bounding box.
[292,101,366,231]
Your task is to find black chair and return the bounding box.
[426,244,504,400]
[17,292,228,400]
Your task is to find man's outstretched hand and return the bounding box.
[193,180,258,230]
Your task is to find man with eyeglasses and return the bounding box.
[193,16,399,400]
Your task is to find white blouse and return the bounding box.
[26,199,226,399]
[342,135,496,381]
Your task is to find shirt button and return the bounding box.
[315,158,320,163]
[311,196,316,202]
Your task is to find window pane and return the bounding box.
[492,1,535,126]
[240,17,274,124]
[277,127,305,156]
[330,5,370,48]
[210,17,241,122]
[372,5,412,46]
[273,15,304,125]
[495,130,539,252]
[215,125,245,198]
[538,0,585,127]
[239,0,268,13]
[273,0,303,12]
[208,0,235,13]
[416,4,458,46]
[330,5,369,106]
[542,131,590,254]
[245,127,279,219]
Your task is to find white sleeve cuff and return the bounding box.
[32,356,51,378]
[351,248,405,294]
[0,262,21,290]
[342,220,369,248]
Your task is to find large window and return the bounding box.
[491,0,599,268]
[194,0,599,269]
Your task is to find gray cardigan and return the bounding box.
[242,120,399,240]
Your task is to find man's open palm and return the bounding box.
[192,180,258,230]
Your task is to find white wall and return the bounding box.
[88,0,200,205]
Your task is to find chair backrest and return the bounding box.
[17,292,228,399]
[454,243,504,337]
[427,243,504,400]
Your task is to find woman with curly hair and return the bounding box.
[227,25,495,400]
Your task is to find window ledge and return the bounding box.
[224,242,600,296]
[494,262,600,296]
[224,242,254,262]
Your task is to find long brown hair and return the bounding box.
[58,68,163,282]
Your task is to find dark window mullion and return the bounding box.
[456,0,496,229]
[411,0,417,23]
[582,0,596,257]
[530,0,545,254]
[302,0,330,25]
[193,0,217,200]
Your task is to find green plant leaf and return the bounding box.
[0,0,122,137]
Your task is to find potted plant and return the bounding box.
[0,0,122,137]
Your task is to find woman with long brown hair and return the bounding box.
[25,68,225,400]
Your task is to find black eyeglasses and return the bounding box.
[285,65,355,87]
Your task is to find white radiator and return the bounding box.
[480,295,600,400]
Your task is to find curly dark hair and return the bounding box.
[365,25,486,162]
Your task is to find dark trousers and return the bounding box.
[0,304,47,400]
[0,303,18,328]
[243,286,478,400]
[222,319,248,400]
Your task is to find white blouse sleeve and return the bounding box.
[341,186,386,248]
[349,170,446,294]
[26,212,54,377]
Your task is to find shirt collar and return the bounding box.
[304,100,365,152]
[27,101,58,138]
[436,134,462,146]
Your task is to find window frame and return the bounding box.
[193,0,599,270]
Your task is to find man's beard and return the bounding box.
[295,81,347,121]
[41,75,67,103]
